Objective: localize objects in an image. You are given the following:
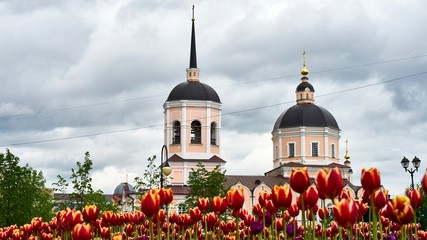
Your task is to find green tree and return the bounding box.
[0,149,54,227]
[184,163,227,210]
[134,155,161,191]
[55,151,118,212]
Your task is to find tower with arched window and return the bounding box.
[163,9,225,187]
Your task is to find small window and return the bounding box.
[275,145,279,160]
[306,93,309,99]
[331,144,336,158]
[191,120,201,144]
[288,143,295,158]
[173,121,181,144]
[312,142,319,157]
[211,122,217,145]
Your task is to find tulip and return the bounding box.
[226,187,245,211]
[72,223,92,240]
[271,184,293,210]
[290,167,310,193]
[316,167,344,200]
[361,168,381,193]
[385,195,414,225]
[83,205,99,223]
[421,170,427,194]
[100,227,111,239]
[141,189,161,218]
[287,203,299,218]
[159,188,173,206]
[212,196,227,215]
[338,188,352,200]
[206,212,219,229]
[333,198,359,228]
[198,197,210,213]
[318,207,329,220]
[406,189,423,209]
[300,185,319,209]
[316,168,328,199]
[258,192,271,207]
[266,200,278,215]
[189,207,203,222]
[373,189,389,210]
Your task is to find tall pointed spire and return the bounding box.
[189,5,197,68]
[186,5,200,82]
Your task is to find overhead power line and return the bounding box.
[1,54,426,119]
[1,71,426,147]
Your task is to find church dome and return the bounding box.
[296,80,315,92]
[167,81,221,103]
[113,182,136,196]
[273,104,340,131]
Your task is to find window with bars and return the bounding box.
[288,143,295,157]
[172,121,181,144]
[190,120,201,144]
[312,142,319,157]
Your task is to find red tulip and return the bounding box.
[189,207,203,222]
[198,197,210,213]
[258,192,271,207]
[338,189,352,200]
[421,169,427,194]
[361,168,381,193]
[301,185,319,209]
[271,184,293,210]
[212,196,227,215]
[333,198,359,228]
[287,203,299,217]
[372,189,389,210]
[326,168,344,199]
[290,167,310,193]
[72,223,92,240]
[83,205,99,223]
[100,227,111,239]
[266,200,278,215]
[318,207,329,220]
[159,188,173,206]
[206,212,219,228]
[406,189,423,209]
[226,187,245,211]
[140,189,161,218]
[386,195,414,225]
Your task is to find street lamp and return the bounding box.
[401,156,421,189]
[160,145,172,188]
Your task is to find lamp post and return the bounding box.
[160,145,172,188]
[401,156,421,189]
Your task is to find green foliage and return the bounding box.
[0,149,54,227]
[415,184,427,229]
[184,163,226,210]
[134,155,161,191]
[55,151,118,212]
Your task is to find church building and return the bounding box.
[113,8,363,213]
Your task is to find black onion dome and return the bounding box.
[113,183,136,196]
[167,81,221,103]
[273,104,339,131]
[296,81,315,92]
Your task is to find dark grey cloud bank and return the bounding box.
[1,0,427,196]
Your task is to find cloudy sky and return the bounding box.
[1,0,426,197]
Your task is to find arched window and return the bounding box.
[172,121,181,144]
[211,122,217,145]
[191,120,201,144]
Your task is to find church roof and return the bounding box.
[166,81,221,103]
[225,175,287,190]
[273,104,340,131]
[168,154,226,163]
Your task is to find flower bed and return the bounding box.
[1,167,426,240]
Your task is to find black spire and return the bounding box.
[189,5,197,68]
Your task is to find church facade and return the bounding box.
[156,10,363,213]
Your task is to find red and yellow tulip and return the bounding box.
[290,167,310,193]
